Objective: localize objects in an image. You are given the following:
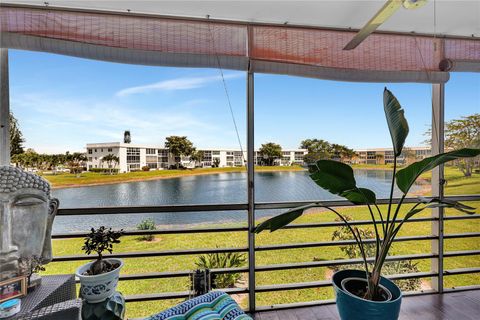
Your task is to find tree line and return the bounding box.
[162,137,356,167]
[424,113,480,176]
[11,150,87,174]
[8,112,479,175]
[256,140,356,166]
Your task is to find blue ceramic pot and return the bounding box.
[332,270,402,320]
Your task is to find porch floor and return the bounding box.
[254,290,480,320]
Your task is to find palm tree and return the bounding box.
[190,150,204,168]
[101,154,120,174]
[65,152,87,177]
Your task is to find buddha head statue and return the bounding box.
[0,166,59,281]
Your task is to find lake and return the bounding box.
[51,170,420,233]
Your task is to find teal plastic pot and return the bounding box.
[332,270,402,320]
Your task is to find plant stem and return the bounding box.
[354,227,371,286]
[386,157,397,233]
[388,194,406,237]
[356,188,381,261]
[374,204,386,236]
[323,206,371,295]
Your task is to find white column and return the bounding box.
[431,83,445,293]
[0,49,10,166]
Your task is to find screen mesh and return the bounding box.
[1,6,479,82]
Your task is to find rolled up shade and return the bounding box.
[1,5,479,82]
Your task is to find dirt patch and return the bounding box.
[137,237,162,243]
[324,268,334,281]
[420,280,432,291]
[230,278,248,306]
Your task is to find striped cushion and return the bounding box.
[147,292,252,320]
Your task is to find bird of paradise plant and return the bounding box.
[255,88,480,301]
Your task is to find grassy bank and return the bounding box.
[43,167,479,318]
[43,165,305,188]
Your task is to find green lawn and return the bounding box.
[43,166,305,188]
[43,167,479,318]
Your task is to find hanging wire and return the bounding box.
[413,0,439,150]
[432,0,439,150]
[206,15,246,164]
[431,0,440,151]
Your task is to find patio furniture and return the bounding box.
[3,275,76,319]
[16,299,82,320]
[146,291,252,320]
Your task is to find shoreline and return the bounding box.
[47,166,306,189]
[46,165,432,190]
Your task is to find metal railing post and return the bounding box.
[0,48,10,166]
[431,83,445,293]
[247,69,256,312]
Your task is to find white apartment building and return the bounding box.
[86,143,307,173]
[355,146,431,165]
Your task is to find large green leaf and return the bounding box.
[310,160,357,195]
[384,88,409,157]
[309,160,377,204]
[341,188,377,205]
[418,197,475,214]
[392,198,476,238]
[396,148,480,194]
[255,203,317,233]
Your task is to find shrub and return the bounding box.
[169,164,186,170]
[136,218,156,241]
[89,168,119,174]
[326,216,421,292]
[195,251,247,288]
[142,166,150,171]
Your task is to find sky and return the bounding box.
[9,49,480,154]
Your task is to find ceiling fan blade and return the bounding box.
[343,0,403,50]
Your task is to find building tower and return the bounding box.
[124,130,131,144]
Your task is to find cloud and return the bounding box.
[115,73,242,97]
[11,93,223,153]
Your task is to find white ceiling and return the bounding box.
[3,0,480,38]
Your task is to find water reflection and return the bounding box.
[52,170,418,232]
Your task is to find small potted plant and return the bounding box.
[75,226,124,303]
[256,88,479,320]
[18,256,45,293]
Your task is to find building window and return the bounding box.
[212,151,220,155]
[127,148,141,163]
[158,149,168,156]
[88,149,92,154]
[146,148,156,155]
[128,163,141,171]
[94,149,97,152]
[108,148,113,152]
[101,148,103,152]
[88,157,92,162]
